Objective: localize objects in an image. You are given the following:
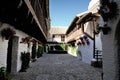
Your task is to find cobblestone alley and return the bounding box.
[12,53,102,80]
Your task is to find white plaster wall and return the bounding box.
[95,33,102,51]
[88,0,99,9]
[88,0,100,13]
[77,38,93,64]
[53,35,61,42]
[47,33,52,41]
[0,23,30,72]
[102,29,117,80]
[0,23,11,67]
[102,0,120,80]
[84,22,94,38]
[15,30,29,72]
[0,38,8,67]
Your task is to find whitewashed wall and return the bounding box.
[84,22,94,38]
[53,35,62,42]
[15,30,29,72]
[0,23,11,67]
[95,33,102,51]
[0,23,30,72]
[77,38,93,64]
[102,0,120,79]
[0,38,8,67]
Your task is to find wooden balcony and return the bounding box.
[0,0,50,43]
[25,0,50,40]
[66,28,83,43]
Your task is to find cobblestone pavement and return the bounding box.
[12,53,102,80]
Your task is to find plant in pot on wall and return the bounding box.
[19,52,30,72]
[101,24,111,35]
[95,23,111,35]
[1,28,16,40]
[0,67,8,80]
[0,67,15,80]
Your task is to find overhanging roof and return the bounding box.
[66,12,97,35]
[76,12,93,24]
[0,0,48,43]
[66,17,79,34]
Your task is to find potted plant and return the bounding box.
[37,45,43,58]
[31,44,37,62]
[1,28,15,40]
[19,52,30,72]
[101,24,111,35]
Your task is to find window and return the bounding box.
[61,35,65,41]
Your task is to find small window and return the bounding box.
[52,35,55,38]
[61,35,65,41]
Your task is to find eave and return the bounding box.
[24,0,47,40]
[66,17,79,34]
[0,0,48,43]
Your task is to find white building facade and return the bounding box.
[0,23,32,73]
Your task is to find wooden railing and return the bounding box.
[66,28,83,42]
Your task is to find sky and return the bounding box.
[50,0,91,27]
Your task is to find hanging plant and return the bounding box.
[86,40,90,45]
[76,39,82,46]
[80,37,85,45]
[99,0,119,21]
[81,40,85,45]
[20,36,32,43]
[1,28,16,40]
[80,37,83,41]
[83,36,87,40]
[102,27,111,35]
[101,24,111,35]
[31,39,37,44]
[19,52,30,72]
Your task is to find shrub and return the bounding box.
[19,52,30,72]
[37,45,43,58]
[31,44,37,62]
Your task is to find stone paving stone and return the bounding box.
[12,53,102,80]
